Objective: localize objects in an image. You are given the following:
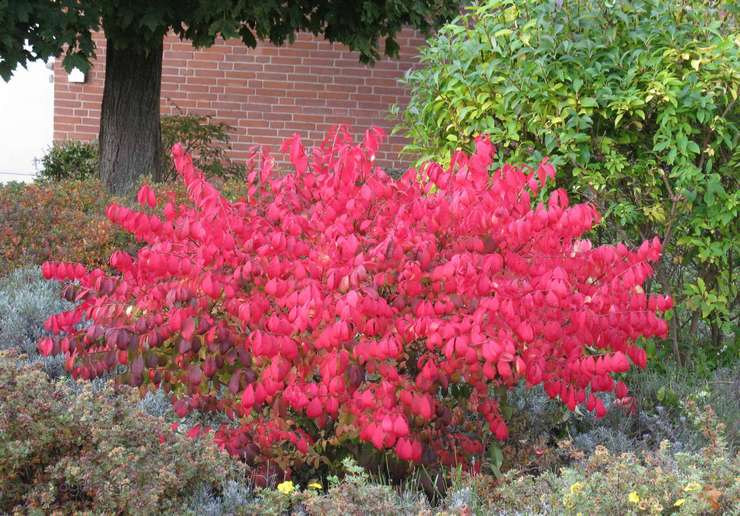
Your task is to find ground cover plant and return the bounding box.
[1,350,735,514]
[400,0,739,368]
[0,350,246,513]
[473,415,739,515]
[0,178,126,276]
[0,266,71,377]
[38,126,672,484]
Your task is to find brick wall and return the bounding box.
[53,30,425,173]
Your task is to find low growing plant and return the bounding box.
[39,127,670,478]
[0,177,244,279]
[184,456,431,516]
[0,351,246,513]
[35,113,244,185]
[0,266,71,377]
[0,266,70,353]
[0,178,130,276]
[491,412,738,515]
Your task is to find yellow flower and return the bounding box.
[308,482,323,490]
[683,482,702,493]
[674,499,686,507]
[570,482,585,495]
[277,480,295,495]
[562,494,576,509]
[628,491,640,504]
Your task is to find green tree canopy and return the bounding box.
[1,0,457,79]
[1,0,458,193]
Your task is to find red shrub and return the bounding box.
[39,127,670,472]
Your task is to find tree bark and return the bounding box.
[99,37,163,195]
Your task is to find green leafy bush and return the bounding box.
[36,141,98,182]
[400,0,739,364]
[160,112,245,181]
[35,114,244,185]
[0,351,246,513]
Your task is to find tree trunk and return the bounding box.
[99,37,163,195]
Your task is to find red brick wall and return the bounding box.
[53,30,424,173]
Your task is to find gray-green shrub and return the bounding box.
[0,266,70,355]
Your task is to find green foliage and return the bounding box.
[401,0,740,364]
[37,141,99,182]
[0,1,98,80]
[35,114,246,184]
[0,351,246,513]
[0,0,459,81]
[160,113,244,181]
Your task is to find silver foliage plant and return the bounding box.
[0,266,71,376]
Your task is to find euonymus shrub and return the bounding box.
[40,127,669,475]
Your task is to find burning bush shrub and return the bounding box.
[38,127,670,476]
